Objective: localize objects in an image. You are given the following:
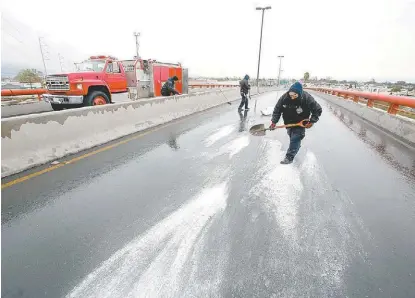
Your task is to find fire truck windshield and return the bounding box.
[75,60,106,72]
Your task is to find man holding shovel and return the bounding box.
[270,82,322,164]
[238,75,251,111]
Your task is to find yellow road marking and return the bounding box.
[1,123,174,189]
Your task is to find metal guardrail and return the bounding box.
[188,84,238,88]
[1,89,47,100]
[307,87,415,118]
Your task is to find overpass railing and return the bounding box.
[1,89,47,101]
[188,84,238,89]
[308,87,415,118]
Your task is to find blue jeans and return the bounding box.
[238,93,248,109]
[286,127,305,160]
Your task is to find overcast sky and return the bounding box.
[1,0,414,82]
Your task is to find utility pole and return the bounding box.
[58,53,64,72]
[133,32,141,59]
[38,37,49,78]
[277,55,284,86]
[255,6,271,94]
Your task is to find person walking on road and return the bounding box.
[161,76,180,96]
[270,82,322,164]
[238,75,251,111]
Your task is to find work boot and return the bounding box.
[280,157,293,164]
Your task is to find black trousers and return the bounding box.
[161,90,178,96]
[286,127,306,160]
[238,93,249,109]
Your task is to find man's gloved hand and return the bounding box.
[302,120,313,128]
[269,122,276,130]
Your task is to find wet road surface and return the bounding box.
[2,91,415,298]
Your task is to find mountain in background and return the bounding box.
[1,64,22,79]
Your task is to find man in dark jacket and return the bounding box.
[161,76,180,96]
[238,74,251,110]
[270,82,322,164]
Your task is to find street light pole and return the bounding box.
[255,6,271,94]
[133,32,141,59]
[58,53,64,72]
[277,55,284,86]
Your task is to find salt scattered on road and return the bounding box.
[67,182,230,298]
[204,125,235,147]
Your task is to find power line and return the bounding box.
[1,16,23,38]
[1,30,44,61]
[58,53,65,72]
[1,28,23,43]
[39,37,49,77]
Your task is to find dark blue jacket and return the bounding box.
[272,91,322,125]
[161,78,179,95]
[240,76,251,94]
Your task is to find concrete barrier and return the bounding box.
[1,87,277,177]
[310,91,415,147]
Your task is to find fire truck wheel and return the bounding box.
[85,91,110,106]
[51,104,64,111]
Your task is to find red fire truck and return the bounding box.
[43,55,187,110]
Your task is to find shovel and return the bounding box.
[249,120,309,136]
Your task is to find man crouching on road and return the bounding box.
[270,82,322,164]
[161,76,180,96]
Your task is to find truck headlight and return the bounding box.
[76,83,83,90]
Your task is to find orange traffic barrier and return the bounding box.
[1,88,48,101]
[1,89,48,96]
[307,87,415,115]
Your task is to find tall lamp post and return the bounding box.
[255,6,271,94]
[277,55,284,86]
[133,31,141,59]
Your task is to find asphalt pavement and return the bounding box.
[2,91,415,298]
